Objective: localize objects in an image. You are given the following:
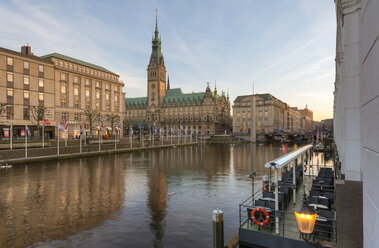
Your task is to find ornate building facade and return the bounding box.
[124,18,231,135]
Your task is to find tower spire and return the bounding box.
[155,9,159,39]
[167,74,170,90]
[150,9,163,66]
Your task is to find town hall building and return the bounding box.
[124,17,231,135]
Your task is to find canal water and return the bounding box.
[0,143,313,248]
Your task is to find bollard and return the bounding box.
[212,209,224,248]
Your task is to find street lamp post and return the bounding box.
[294,190,322,247]
[249,171,257,202]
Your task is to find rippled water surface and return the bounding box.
[0,143,306,248]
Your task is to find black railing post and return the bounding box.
[239,204,241,227]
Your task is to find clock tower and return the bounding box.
[147,12,166,110]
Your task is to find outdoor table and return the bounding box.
[316,215,328,222]
[309,203,328,210]
[312,195,328,200]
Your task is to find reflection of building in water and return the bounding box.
[0,156,124,248]
[147,152,168,248]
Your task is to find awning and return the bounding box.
[264,144,313,169]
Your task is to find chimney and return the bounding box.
[21,45,33,55]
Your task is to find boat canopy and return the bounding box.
[264,144,313,170]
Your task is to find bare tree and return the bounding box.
[106,113,120,137]
[0,103,6,117]
[30,106,45,138]
[84,109,100,136]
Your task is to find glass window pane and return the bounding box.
[7,57,13,66]
[7,89,13,96]
[7,73,13,82]
[24,76,29,85]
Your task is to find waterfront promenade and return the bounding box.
[0,136,204,165]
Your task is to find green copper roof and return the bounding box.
[166,88,183,95]
[125,97,147,108]
[40,53,117,75]
[125,88,207,109]
[163,89,205,106]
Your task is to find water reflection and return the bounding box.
[0,156,124,248]
[0,143,304,248]
[147,151,168,248]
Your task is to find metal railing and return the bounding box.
[239,187,337,244]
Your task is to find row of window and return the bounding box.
[4,106,40,120]
[6,73,45,87]
[7,57,44,72]
[6,88,44,101]
[56,60,117,81]
[61,112,81,121]
[60,85,119,101]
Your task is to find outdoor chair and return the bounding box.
[266,200,275,211]
[263,191,274,199]
[318,209,333,219]
[310,189,320,197]
[308,195,318,205]
[319,198,330,209]
[314,218,333,239]
[324,191,335,205]
[255,199,266,208]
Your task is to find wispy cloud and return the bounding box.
[251,28,334,82]
[0,0,336,121]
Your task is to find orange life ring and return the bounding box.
[251,207,270,226]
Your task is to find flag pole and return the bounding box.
[65,125,68,147]
[42,124,44,148]
[130,128,133,148]
[10,122,12,150]
[98,128,101,151]
[80,133,82,153]
[25,125,27,158]
[142,125,144,148]
[57,127,60,156]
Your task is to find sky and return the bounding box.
[0,0,336,121]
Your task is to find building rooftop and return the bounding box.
[0,46,54,64]
[125,87,209,108]
[233,93,275,103]
[40,52,118,76]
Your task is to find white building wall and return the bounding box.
[334,0,379,247]
[361,0,379,247]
